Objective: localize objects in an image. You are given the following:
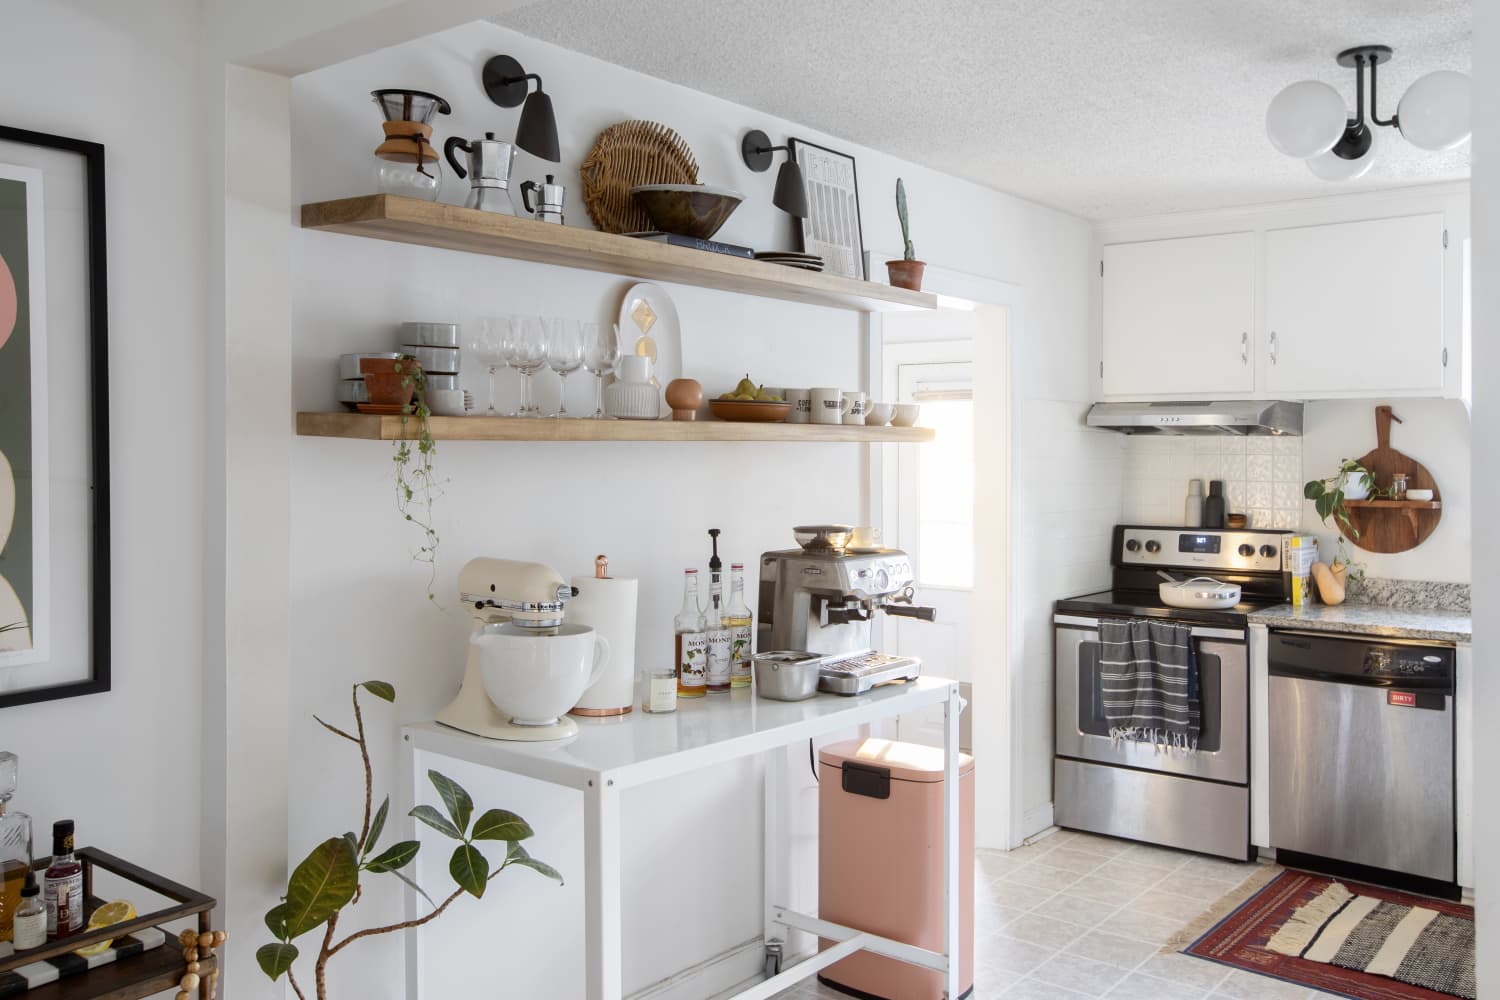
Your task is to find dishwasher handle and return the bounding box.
[1268,630,1454,691]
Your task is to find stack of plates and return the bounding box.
[754,251,824,272]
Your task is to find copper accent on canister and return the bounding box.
[569,704,633,717]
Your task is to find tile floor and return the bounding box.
[769,829,1323,999]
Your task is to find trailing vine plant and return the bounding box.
[393,358,441,602]
[256,681,561,1000]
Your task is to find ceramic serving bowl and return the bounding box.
[474,624,610,726]
[1407,489,1435,501]
[630,184,744,239]
[709,399,792,423]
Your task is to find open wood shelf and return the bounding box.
[296,412,934,443]
[1342,499,1442,509]
[300,195,938,314]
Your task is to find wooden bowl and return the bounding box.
[1226,513,1248,529]
[709,399,792,423]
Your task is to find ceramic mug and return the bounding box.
[811,387,847,425]
[474,623,610,726]
[427,387,467,416]
[891,402,921,427]
[864,401,894,426]
[841,391,867,426]
[783,388,812,424]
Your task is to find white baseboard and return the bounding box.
[1020,803,1055,843]
[631,937,766,1000]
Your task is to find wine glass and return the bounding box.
[471,316,512,416]
[543,317,584,418]
[581,321,619,419]
[506,315,546,417]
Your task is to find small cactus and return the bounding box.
[896,178,915,261]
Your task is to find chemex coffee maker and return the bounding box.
[758,526,935,695]
[436,558,610,742]
[370,89,451,201]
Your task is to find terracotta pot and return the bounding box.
[886,259,927,291]
[361,355,421,407]
[664,378,703,421]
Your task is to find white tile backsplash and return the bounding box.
[1121,435,1303,529]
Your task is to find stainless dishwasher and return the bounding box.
[1268,629,1457,898]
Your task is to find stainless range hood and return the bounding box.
[1086,400,1303,436]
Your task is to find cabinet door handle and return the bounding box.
[1241,332,1248,365]
[1269,330,1278,365]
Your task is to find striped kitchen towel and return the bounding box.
[1099,618,1200,750]
[1267,881,1476,998]
[0,926,166,996]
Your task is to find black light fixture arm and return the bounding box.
[496,70,544,93]
[1366,58,1399,129]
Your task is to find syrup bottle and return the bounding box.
[726,563,754,689]
[705,530,731,693]
[675,569,707,698]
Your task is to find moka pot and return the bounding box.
[443,132,517,214]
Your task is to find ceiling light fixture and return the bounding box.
[1266,45,1471,180]
[482,54,561,162]
[740,129,809,218]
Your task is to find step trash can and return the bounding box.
[817,738,975,1000]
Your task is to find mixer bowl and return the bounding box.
[474,624,609,726]
[793,524,856,554]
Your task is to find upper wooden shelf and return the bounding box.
[296,412,934,443]
[1342,499,1442,509]
[300,195,938,314]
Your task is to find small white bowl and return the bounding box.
[864,401,893,426]
[1406,488,1434,502]
[402,344,461,375]
[890,403,920,427]
[428,388,467,417]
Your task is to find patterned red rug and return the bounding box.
[1184,870,1474,999]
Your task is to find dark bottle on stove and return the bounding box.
[1203,480,1227,528]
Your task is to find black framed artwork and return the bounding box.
[0,125,110,708]
[788,138,866,280]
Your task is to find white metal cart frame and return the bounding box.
[400,676,964,999]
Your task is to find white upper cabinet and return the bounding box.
[1263,214,1446,395]
[1102,233,1256,397]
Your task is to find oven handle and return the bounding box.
[1054,614,1244,642]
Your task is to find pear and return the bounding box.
[734,374,757,396]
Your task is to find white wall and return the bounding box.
[0,0,206,889]
[286,20,1092,995]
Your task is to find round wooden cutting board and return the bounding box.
[1341,405,1442,554]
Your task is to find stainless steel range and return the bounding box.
[1053,525,1293,861]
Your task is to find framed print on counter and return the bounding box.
[788,138,866,281]
[0,125,109,708]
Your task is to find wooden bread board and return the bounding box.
[1342,405,1442,553]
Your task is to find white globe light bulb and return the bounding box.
[1266,80,1348,158]
[1307,126,1378,181]
[1398,70,1472,151]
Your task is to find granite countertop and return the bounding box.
[1248,603,1472,644]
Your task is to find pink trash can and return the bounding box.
[817,738,975,1000]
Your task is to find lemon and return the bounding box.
[74,899,135,957]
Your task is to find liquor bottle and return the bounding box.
[675,569,708,698]
[44,820,83,937]
[0,751,33,945]
[726,563,754,689]
[11,875,44,950]
[704,529,730,693]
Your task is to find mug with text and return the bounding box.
[810,387,847,425]
[841,391,867,425]
[783,388,812,424]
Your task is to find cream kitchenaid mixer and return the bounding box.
[435,558,607,741]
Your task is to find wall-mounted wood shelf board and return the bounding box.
[1342,500,1442,509]
[296,412,934,443]
[300,195,938,314]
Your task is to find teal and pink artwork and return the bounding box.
[0,170,40,662]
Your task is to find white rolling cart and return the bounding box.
[399,676,964,999]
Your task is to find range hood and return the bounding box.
[1086,400,1303,436]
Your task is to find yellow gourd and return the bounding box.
[1311,562,1346,606]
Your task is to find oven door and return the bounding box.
[1054,614,1248,785]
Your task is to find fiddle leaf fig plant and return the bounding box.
[258,681,560,1000]
[1304,458,1380,539]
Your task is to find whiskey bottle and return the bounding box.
[44,820,83,937]
[0,751,33,945]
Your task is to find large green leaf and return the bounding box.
[364,796,390,856]
[1304,481,1323,500]
[256,942,299,981]
[511,856,564,884]
[388,868,436,909]
[282,837,359,939]
[427,770,473,835]
[365,840,420,873]
[360,680,396,703]
[471,808,533,842]
[410,804,463,840]
[264,903,289,941]
[450,844,490,898]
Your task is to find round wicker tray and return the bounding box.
[580,120,700,234]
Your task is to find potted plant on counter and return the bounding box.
[886,178,926,291]
[1304,458,1380,539]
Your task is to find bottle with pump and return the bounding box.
[725,563,753,688]
[0,751,33,944]
[44,819,82,937]
[675,569,708,698]
[704,529,731,693]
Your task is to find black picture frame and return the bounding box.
[0,125,110,709]
[788,138,867,281]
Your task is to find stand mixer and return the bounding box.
[436,558,583,741]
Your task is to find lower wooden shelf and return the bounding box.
[296,412,935,443]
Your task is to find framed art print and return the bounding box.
[788,138,866,280]
[0,125,109,708]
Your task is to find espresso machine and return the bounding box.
[758,527,936,694]
[436,557,579,741]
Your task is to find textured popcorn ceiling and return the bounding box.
[493,0,1470,219]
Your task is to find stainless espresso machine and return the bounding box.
[758,527,936,694]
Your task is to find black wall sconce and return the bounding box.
[482,54,561,162]
[741,129,808,218]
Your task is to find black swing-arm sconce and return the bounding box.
[482,53,561,162]
[741,129,809,218]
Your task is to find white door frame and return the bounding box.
[867,251,1025,850]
